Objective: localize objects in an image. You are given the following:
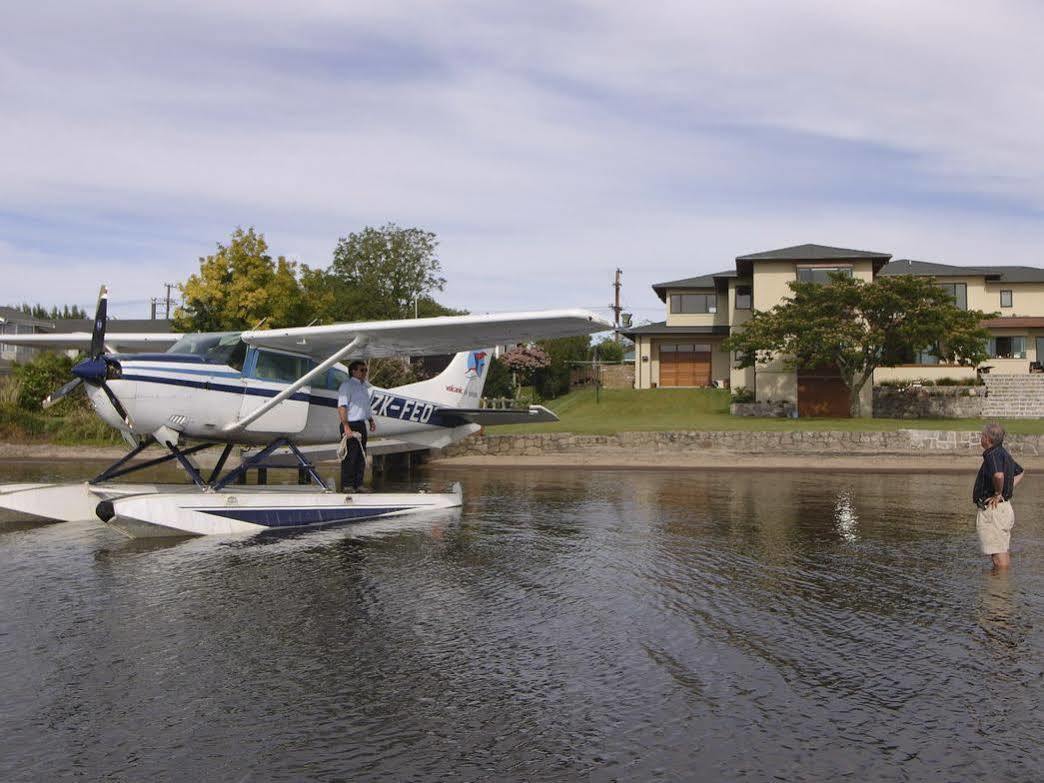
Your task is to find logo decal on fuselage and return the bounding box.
[466,350,487,378]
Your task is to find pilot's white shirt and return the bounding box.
[337,376,373,422]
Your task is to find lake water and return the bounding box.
[1,460,1041,781]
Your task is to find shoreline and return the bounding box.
[427,453,1044,472]
[3,442,1041,473]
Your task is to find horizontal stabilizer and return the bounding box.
[435,405,559,425]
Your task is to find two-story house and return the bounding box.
[621,244,1044,416]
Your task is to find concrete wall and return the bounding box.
[875,365,978,383]
[599,364,635,389]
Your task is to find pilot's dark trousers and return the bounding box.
[340,421,368,491]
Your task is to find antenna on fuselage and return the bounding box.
[251,317,269,330]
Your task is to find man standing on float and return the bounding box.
[337,360,377,493]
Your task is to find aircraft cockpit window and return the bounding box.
[254,350,313,383]
[329,369,350,390]
[322,368,350,391]
[167,332,246,370]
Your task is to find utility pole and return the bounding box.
[150,298,158,320]
[163,283,175,320]
[610,268,623,342]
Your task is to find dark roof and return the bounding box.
[50,318,175,334]
[881,259,1044,282]
[651,270,735,302]
[735,243,892,261]
[736,243,892,277]
[878,259,974,277]
[0,307,56,329]
[618,321,730,338]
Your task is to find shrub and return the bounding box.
[731,386,755,403]
[13,353,84,413]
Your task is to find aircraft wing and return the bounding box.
[0,332,183,352]
[240,309,612,359]
[436,405,559,425]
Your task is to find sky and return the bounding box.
[3,0,1044,324]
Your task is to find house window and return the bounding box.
[898,344,941,365]
[988,336,1027,359]
[1000,290,1013,308]
[796,266,852,284]
[670,293,717,314]
[735,285,752,310]
[939,282,967,310]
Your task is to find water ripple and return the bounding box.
[0,465,1041,780]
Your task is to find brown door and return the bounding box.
[659,343,712,387]
[797,365,850,417]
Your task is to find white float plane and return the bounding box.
[0,288,611,537]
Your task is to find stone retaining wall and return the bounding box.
[730,401,797,418]
[436,429,1044,459]
[872,386,983,419]
[982,374,1044,419]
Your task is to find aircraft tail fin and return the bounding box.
[394,349,493,407]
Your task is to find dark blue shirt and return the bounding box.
[973,445,1023,506]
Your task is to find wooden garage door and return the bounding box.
[659,343,712,387]
[798,366,850,417]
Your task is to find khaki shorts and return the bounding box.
[976,501,1015,555]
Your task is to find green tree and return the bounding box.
[723,273,993,416]
[174,228,308,331]
[591,338,624,363]
[483,357,515,399]
[326,224,448,321]
[534,334,591,399]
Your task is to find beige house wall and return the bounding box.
[632,335,651,389]
[983,282,1044,315]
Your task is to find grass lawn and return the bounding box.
[488,388,1044,435]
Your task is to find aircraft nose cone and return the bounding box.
[72,357,108,383]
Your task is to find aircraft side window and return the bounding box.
[327,368,349,391]
[255,350,306,383]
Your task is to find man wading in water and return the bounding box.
[973,422,1025,570]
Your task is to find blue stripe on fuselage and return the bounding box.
[118,372,467,427]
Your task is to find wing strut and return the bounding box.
[223,337,365,434]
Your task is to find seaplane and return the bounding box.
[0,288,611,537]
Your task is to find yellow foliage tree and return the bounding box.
[174,228,308,331]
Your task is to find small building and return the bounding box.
[621,243,1044,416]
[0,307,56,373]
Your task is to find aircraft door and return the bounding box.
[240,349,311,433]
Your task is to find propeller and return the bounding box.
[42,286,133,427]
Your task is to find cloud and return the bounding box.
[2,0,1043,322]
